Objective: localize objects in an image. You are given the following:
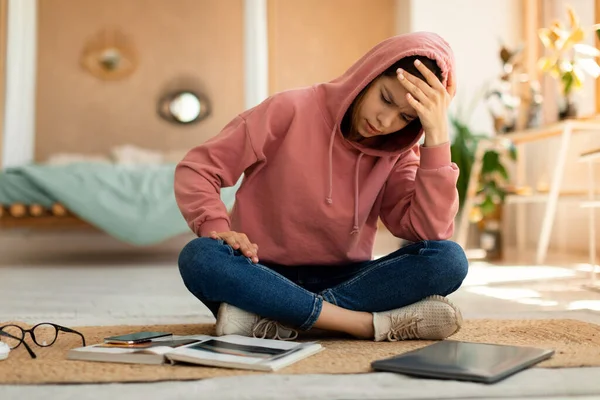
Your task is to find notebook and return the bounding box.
[68,334,323,371]
[371,340,554,383]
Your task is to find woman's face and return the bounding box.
[355,75,419,138]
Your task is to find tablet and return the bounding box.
[371,340,554,384]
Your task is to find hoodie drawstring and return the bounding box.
[351,153,364,235]
[326,128,363,235]
[326,129,335,205]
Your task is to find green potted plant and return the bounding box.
[450,108,516,258]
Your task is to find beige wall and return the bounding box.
[35,0,244,162]
[36,0,395,162]
[267,0,396,94]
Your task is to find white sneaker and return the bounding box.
[215,303,298,341]
[372,295,463,342]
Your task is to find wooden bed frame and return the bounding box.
[0,203,93,229]
[1,202,387,232]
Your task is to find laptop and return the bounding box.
[371,340,554,384]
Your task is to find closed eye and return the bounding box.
[380,92,392,105]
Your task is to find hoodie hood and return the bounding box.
[313,32,456,233]
[315,31,456,157]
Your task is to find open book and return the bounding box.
[67,334,323,371]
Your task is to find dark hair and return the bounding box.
[383,55,442,82]
[342,55,443,140]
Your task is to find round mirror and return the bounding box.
[158,90,210,125]
[170,92,201,123]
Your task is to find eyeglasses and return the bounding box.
[0,323,86,359]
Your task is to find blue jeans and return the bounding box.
[178,238,468,331]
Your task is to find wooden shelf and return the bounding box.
[505,190,600,204]
[489,117,600,145]
[581,201,600,208]
[580,147,600,161]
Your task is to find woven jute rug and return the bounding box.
[1,319,599,384]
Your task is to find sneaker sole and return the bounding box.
[423,294,463,335]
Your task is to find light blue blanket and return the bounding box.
[0,163,240,246]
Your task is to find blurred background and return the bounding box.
[1,2,600,369]
[1,0,600,271]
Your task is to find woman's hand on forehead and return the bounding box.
[396,60,453,146]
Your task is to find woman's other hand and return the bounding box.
[209,231,259,263]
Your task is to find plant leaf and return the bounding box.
[482,150,501,174]
[577,58,600,78]
[567,5,579,29]
[562,70,574,95]
[573,66,584,88]
[496,163,509,181]
[537,56,557,72]
[480,197,497,217]
[508,144,518,161]
[538,28,556,49]
[574,43,600,57]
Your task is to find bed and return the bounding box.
[0,159,240,246]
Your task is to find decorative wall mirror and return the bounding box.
[158,90,211,125]
[81,28,137,81]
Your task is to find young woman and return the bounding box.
[175,32,468,342]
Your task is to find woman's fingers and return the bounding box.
[446,71,457,98]
[412,59,446,92]
[223,233,240,250]
[405,93,425,114]
[212,231,259,263]
[240,240,259,263]
[247,243,259,263]
[397,69,432,106]
[237,233,255,257]
[238,236,259,263]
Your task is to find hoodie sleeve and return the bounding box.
[379,142,459,241]
[174,115,260,237]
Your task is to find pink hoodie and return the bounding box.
[175,32,459,266]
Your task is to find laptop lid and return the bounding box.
[371,340,554,384]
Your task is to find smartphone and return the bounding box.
[104,331,172,344]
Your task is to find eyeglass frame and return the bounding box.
[0,322,86,359]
